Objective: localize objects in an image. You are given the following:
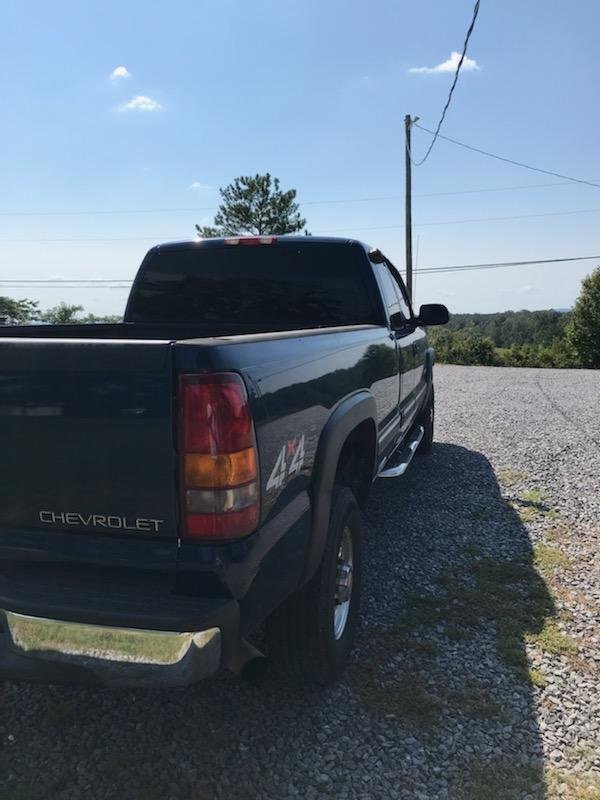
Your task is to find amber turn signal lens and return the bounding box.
[185,448,257,488]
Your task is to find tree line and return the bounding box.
[0,298,120,325]
[428,266,600,369]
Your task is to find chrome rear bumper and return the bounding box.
[3,610,221,687]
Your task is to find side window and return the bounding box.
[385,262,412,320]
[373,264,401,319]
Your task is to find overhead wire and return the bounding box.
[2,254,599,288]
[414,123,600,189]
[2,176,598,219]
[2,204,600,245]
[408,0,481,165]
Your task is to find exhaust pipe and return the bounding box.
[226,638,268,681]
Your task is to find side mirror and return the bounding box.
[415,303,449,326]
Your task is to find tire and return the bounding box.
[265,485,362,684]
[417,385,434,455]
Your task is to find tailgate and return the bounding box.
[0,338,178,546]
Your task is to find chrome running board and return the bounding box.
[377,425,424,479]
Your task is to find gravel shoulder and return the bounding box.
[1,365,599,800]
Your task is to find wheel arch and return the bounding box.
[301,391,377,584]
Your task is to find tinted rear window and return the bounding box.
[126,243,379,330]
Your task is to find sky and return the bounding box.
[1,0,599,317]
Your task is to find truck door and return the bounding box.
[387,262,428,433]
[375,261,425,437]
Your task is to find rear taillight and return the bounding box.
[179,373,259,540]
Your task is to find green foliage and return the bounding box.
[196,173,306,237]
[0,295,39,323]
[567,266,600,368]
[40,302,84,323]
[428,327,497,366]
[430,325,580,368]
[446,308,571,347]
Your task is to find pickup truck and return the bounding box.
[0,236,448,687]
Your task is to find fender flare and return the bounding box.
[300,391,377,584]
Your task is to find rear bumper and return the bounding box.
[0,610,222,687]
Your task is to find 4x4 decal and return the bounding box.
[266,434,306,491]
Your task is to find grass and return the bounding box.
[528,620,578,656]
[514,504,538,523]
[497,468,528,486]
[350,663,444,722]
[546,769,600,800]
[454,761,543,800]
[354,547,571,721]
[534,542,571,572]
[521,488,546,504]
[396,556,555,680]
[527,668,547,688]
[457,764,600,800]
[351,659,501,723]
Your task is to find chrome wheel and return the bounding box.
[333,525,354,640]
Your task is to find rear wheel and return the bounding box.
[417,386,434,455]
[265,485,362,684]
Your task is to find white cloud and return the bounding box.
[109,65,131,81]
[409,51,480,74]
[189,181,211,191]
[517,285,535,294]
[118,95,162,112]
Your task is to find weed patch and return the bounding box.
[534,543,570,573]
[453,760,542,800]
[497,468,528,487]
[521,489,545,505]
[397,557,554,678]
[528,621,578,656]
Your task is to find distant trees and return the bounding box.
[0,296,39,323]
[567,266,600,368]
[428,328,497,366]
[196,173,306,237]
[0,297,121,325]
[443,309,570,348]
[429,324,581,369]
[40,302,84,324]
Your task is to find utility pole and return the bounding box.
[404,114,415,303]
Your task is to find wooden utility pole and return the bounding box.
[404,114,413,303]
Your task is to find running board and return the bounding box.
[377,426,424,479]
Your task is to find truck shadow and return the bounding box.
[351,442,553,798]
[0,443,554,800]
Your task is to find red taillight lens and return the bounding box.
[182,374,253,453]
[179,373,259,541]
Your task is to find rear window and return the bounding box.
[126,243,379,330]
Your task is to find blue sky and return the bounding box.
[1,0,599,316]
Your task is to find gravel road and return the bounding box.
[1,365,599,800]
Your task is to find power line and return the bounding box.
[323,206,600,233]
[416,254,600,274]
[2,254,598,289]
[2,204,600,245]
[4,178,598,220]
[410,0,481,166]
[414,123,600,189]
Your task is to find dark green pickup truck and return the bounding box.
[0,236,447,686]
